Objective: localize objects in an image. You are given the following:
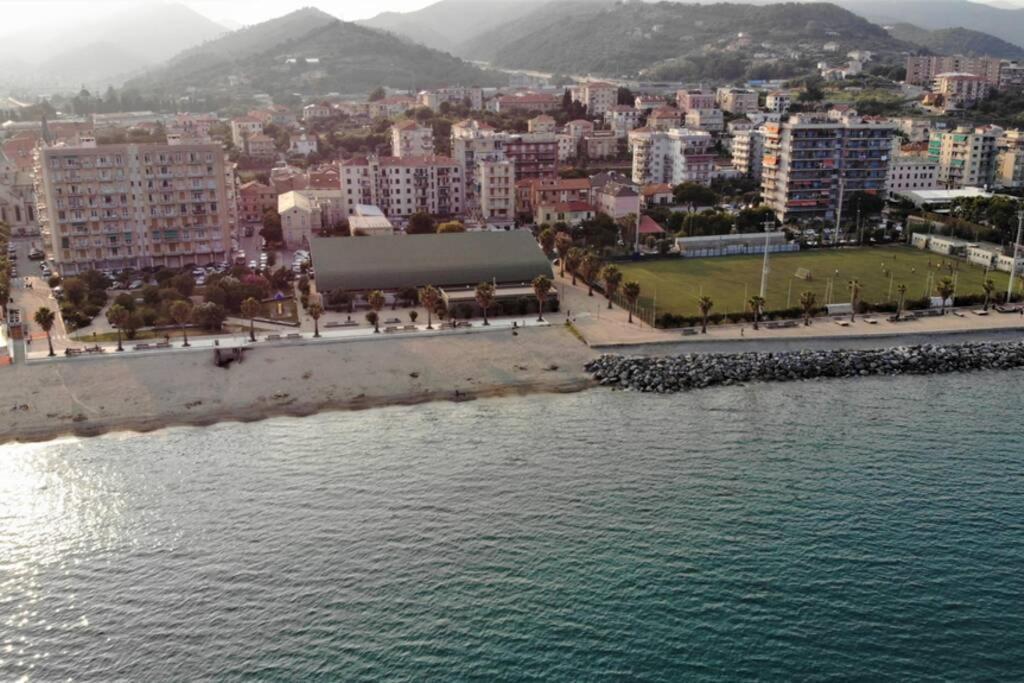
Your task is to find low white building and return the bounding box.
[289,132,318,156]
[887,155,939,198]
[349,204,394,236]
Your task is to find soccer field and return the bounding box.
[616,246,1013,317]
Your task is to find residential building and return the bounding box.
[577,81,618,116]
[583,131,619,160]
[886,154,939,197]
[996,129,1024,188]
[648,107,683,131]
[934,72,990,110]
[905,55,1002,86]
[928,126,998,189]
[478,158,515,227]
[716,88,759,114]
[245,133,276,158]
[765,91,792,114]
[0,149,37,236]
[339,155,464,219]
[641,183,673,207]
[238,180,277,224]
[230,116,263,149]
[565,119,595,142]
[732,127,765,179]
[503,133,558,180]
[676,89,716,111]
[593,181,640,220]
[634,95,665,111]
[605,106,643,136]
[349,204,394,236]
[391,120,435,158]
[998,62,1024,91]
[308,162,341,189]
[368,96,416,120]
[517,177,591,220]
[535,201,595,226]
[302,102,334,121]
[896,117,933,143]
[289,132,318,157]
[451,120,502,211]
[528,115,557,134]
[417,86,483,112]
[760,113,896,222]
[629,127,715,186]
[270,165,309,194]
[278,189,348,248]
[496,92,561,113]
[35,138,233,273]
[557,133,576,162]
[684,108,724,133]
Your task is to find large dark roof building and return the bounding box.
[310,231,553,293]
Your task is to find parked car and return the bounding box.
[128,280,144,290]
[28,248,45,260]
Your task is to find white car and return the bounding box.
[248,260,258,270]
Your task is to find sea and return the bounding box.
[2,371,1023,681]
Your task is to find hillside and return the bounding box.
[358,0,549,54]
[839,0,1024,49]
[887,23,1024,59]
[127,17,505,101]
[462,2,908,78]
[37,42,153,88]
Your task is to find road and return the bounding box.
[7,236,71,353]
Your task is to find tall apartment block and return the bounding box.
[478,159,515,227]
[996,129,1024,188]
[732,127,765,179]
[927,126,998,189]
[35,137,235,274]
[339,155,464,219]
[390,121,435,158]
[761,114,895,223]
[905,55,1003,86]
[629,127,715,186]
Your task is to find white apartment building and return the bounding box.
[339,155,464,219]
[605,105,643,136]
[451,119,503,210]
[417,86,483,112]
[928,126,998,189]
[278,189,348,248]
[934,73,990,110]
[685,108,724,133]
[765,91,792,114]
[478,159,515,227]
[732,127,765,179]
[0,150,37,236]
[577,81,618,116]
[391,120,435,158]
[896,117,933,143]
[35,138,233,273]
[288,133,318,157]
[557,133,576,162]
[716,88,759,114]
[230,117,263,149]
[528,115,558,134]
[629,127,715,186]
[996,129,1024,188]
[886,154,939,197]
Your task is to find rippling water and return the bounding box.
[3,372,1024,680]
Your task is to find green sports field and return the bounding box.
[616,246,1014,317]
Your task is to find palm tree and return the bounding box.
[602,264,623,310]
[748,295,765,331]
[241,297,262,342]
[366,310,380,333]
[580,252,601,296]
[799,290,817,326]
[474,282,495,326]
[532,275,552,321]
[34,307,56,357]
[308,302,323,337]
[367,290,386,329]
[847,279,861,322]
[169,300,193,347]
[555,233,572,277]
[538,227,555,254]
[565,247,583,285]
[895,283,907,320]
[697,295,714,334]
[936,276,955,314]
[106,303,128,352]
[982,278,995,311]
[623,281,641,324]
[419,285,439,329]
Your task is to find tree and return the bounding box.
[409,310,418,323]
[62,277,87,306]
[896,283,907,320]
[555,233,572,277]
[419,285,440,329]
[623,281,641,324]
[538,227,555,254]
[936,276,955,314]
[697,296,714,334]
[532,275,552,321]
[368,87,386,102]
[260,208,283,245]
[106,303,129,351]
[171,273,195,298]
[602,264,623,310]
[673,182,719,212]
[848,279,862,322]
[565,247,583,285]
[437,220,466,233]
[982,278,995,312]
[366,310,380,333]
[169,300,193,347]
[34,307,56,357]
[241,297,262,342]
[579,252,602,296]
[748,295,765,330]
[406,212,435,235]
[474,282,495,326]
[367,290,386,332]
[800,291,817,326]
[193,302,227,331]
[308,301,323,337]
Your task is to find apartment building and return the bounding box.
[368,96,417,120]
[391,120,435,158]
[605,105,643,136]
[684,108,724,133]
[496,92,562,113]
[634,95,665,112]
[905,55,1002,86]
[278,189,346,249]
[565,119,595,142]
[886,155,939,197]
[648,107,683,131]
[245,134,276,158]
[516,177,591,220]
[417,86,483,112]
[35,137,233,273]
[478,159,515,227]
[230,116,263,149]
[592,181,640,220]
[629,127,715,186]
[576,81,618,116]
[451,120,502,210]
[928,126,998,189]
[528,115,558,134]
[288,133,318,157]
[934,73,990,110]
[504,133,558,180]
[895,117,933,143]
[716,88,759,114]
[557,133,576,162]
[0,150,37,236]
[732,127,765,179]
[583,131,619,160]
[339,155,464,219]
[765,91,792,114]
[676,89,716,111]
[996,129,1024,188]
[760,114,895,222]
[302,102,334,121]
[237,180,276,224]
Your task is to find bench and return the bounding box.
[834,320,851,327]
[384,318,402,325]
[155,342,171,348]
[973,309,989,316]
[780,320,799,328]
[134,343,152,350]
[403,324,417,331]
[384,326,398,333]
[65,348,82,356]
[265,334,281,341]
[286,333,302,340]
[681,328,699,336]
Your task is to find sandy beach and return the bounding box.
[0,326,597,445]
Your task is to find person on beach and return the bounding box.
[740,327,745,337]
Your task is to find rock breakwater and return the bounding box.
[585,342,1024,393]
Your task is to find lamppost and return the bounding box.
[759,216,773,299]
[1008,210,1024,304]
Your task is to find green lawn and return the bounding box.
[617,246,1012,317]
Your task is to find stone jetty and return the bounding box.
[585,342,1024,393]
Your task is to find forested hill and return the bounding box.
[886,23,1024,59]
